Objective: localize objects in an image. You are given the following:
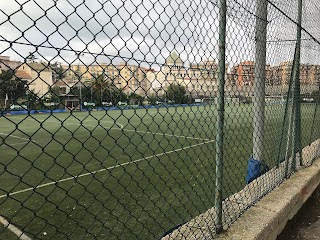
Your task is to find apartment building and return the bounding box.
[61,55,320,100]
[159,51,220,98]
[63,62,151,96]
[17,63,53,97]
[267,61,292,86]
[231,61,255,86]
[116,63,150,96]
[231,60,320,87]
[266,61,320,86]
[0,56,22,73]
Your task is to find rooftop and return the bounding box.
[26,62,51,71]
[15,70,32,80]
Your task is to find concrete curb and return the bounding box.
[216,158,320,240]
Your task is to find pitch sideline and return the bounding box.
[0,139,215,199]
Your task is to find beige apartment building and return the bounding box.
[159,51,222,98]
[0,56,53,100]
[266,61,320,94]
[267,62,292,86]
[116,63,151,96]
[63,62,152,97]
[62,52,230,99]
[0,56,22,73]
[61,55,320,100]
[17,63,53,97]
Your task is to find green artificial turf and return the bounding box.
[0,103,319,239]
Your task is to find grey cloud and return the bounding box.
[0,0,221,66]
[2,0,317,68]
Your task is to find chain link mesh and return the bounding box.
[0,0,319,239]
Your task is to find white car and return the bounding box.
[117,101,127,106]
[10,104,28,110]
[102,102,112,106]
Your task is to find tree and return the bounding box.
[111,86,127,104]
[46,86,61,103]
[0,69,28,103]
[146,93,157,105]
[26,52,37,63]
[50,61,66,82]
[69,85,80,96]
[91,74,109,105]
[166,83,187,104]
[128,92,144,105]
[26,89,40,110]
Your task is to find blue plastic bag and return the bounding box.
[246,156,269,184]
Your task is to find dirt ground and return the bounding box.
[277,187,320,240]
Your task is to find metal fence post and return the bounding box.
[215,0,227,234]
[291,0,303,170]
[253,0,268,162]
[309,81,320,146]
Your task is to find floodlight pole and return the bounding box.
[215,0,227,234]
[4,93,8,109]
[76,52,83,111]
[79,81,82,111]
[253,0,268,162]
[118,81,122,104]
[91,87,93,102]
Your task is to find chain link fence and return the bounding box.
[0,0,319,239]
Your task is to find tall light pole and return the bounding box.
[4,93,8,109]
[100,84,103,106]
[100,70,104,107]
[165,90,167,104]
[90,86,93,102]
[110,78,113,105]
[117,80,122,104]
[75,52,84,111]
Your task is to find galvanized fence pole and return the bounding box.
[253,0,268,162]
[215,0,227,234]
[291,0,303,170]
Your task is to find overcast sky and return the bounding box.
[0,0,319,69]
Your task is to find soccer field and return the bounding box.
[0,104,319,239]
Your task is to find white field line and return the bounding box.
[43,119,122,130]
[0,215,32,240]
[189,158,207,187]
[59,119,211,141]
[1,116,23,119]
[120,128,211,141]
[4,118,211,141]
[0,133,36,143]
[0,142,29,147]
[0,140,215,199]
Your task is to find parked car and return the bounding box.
[117,101,127,106]
[102,102,112,106]
[9,104,28,110]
